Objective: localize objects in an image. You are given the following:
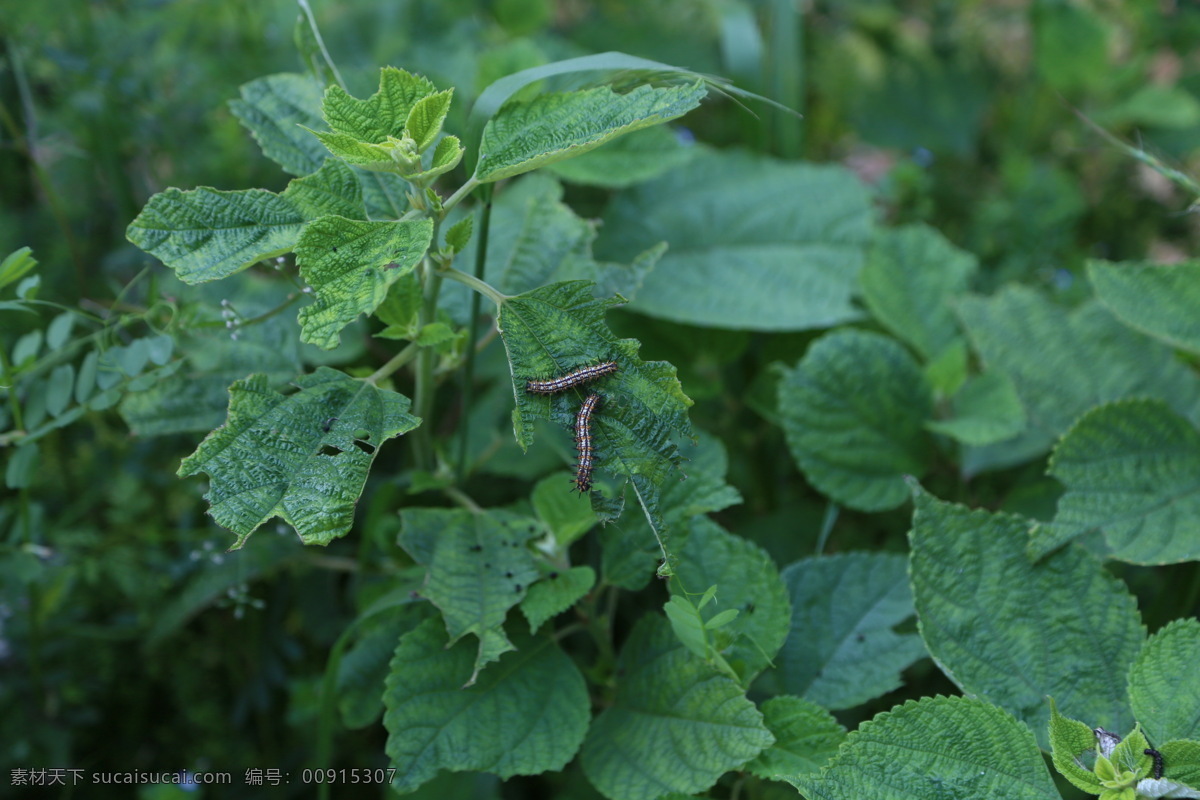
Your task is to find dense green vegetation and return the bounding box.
[5,2,1200,798]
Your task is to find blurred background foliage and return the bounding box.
[4,0,1200,797]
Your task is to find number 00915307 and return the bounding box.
[301,768,397,784]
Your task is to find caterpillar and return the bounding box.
[574,393,602,493]
[525,361,618,395]
[1145,748,1164,780]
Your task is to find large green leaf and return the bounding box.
[546,125,696,188]
[474,81,706,183]
[1031,399,1200,563]
[790,696,1059,800]
[229,72,327,176]
[745,696,846,781]
[383,617,589,793]
[956,286,1200,473]
[178,367,420,549]
[126,188,306,284]
[1129,618,1200,745]
[860,223,977,360]
[778,329,933,511]
[294,216,433,349]
[596,149,874,330]
[1089,259,1200,354]
[673,521,791,686]
[765,552,924,710]
[579,615,774,800]
[909,487,1144,748]
[280,158,367,220]
[399,508,542,679]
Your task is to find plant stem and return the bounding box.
[440,265,506,307]
[455,186,493,483]
[442,176,481,214]
[366,341,419,385]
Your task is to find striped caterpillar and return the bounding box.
[574,393,602,493]
[525,361,618,395]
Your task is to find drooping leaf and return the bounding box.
[229,72,328,176]
[294,216,433,349]
[778,329,933,511]
[384,617,589,793]
[955,287,1200,473]
[520,565,595,632]
[860,223,977,360]
[925,370,1027,446]
[546,125,696,188]
[579,615,774,800]
[474,81,707,183]
[745,696,846,781]
[909,487,1144,749]
[1089,259,1200,354]
[597,149,874,330]
[399,508,541,679]
[178,367,420,550]
[790,696,1059,800]
[1129,618,1200,745]
[1031,399,1200,563]
[126,188,306,284]
[673,520,791,685]
[765,552,924,710]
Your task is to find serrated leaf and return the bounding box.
[778,329,933,511]
[745,696,846,781]
[909,487,1144,749]
[665,594,724,667]
[597,149,874,330]
[579,615,774,800]
[404,89,453,152]
[322,66,437,145]
[178,367,420,550]
[1129,618,1200,744]
[126,188,306,284]
[399,508,541,679]
[337,605,425,729]
[229,73,328,176]
[1158,740,1200,792]
[356,169,410,220]
[790,696,1059,800]
[498,280,692,523]
[925,370,1026,446]
[444,215,473,253]
[766,552,924,710]
[860,223,977,360]
[408,134,463,182]
[520,565,594,632]
[547,124,695,188]
[674,521,790,685]
[280,158,366,220]
[956,287,1200,473]
[294,216,433,349]
[1089,260,1200,354]
[1031,399,1200,563]
[384,617,589,792]
[309,131,399,169]
[1049,698,1106,794]
[475,81,706,183]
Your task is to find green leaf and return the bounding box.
[520,565,594,632]
[357,169,410,220]
[75,350,97,404]
[579,615,774,800]
[1031,399,1200,563]
[384,617,589,792]
[778,329,933,511]
[337,605,425,729]
[925,370,1027,446]
[745,696,846,781]
[280,158,366,220]
[790,696,1059,800]
[597,149,874,330]
[399,508,541,679]
[530,471,595,547]
[1034,1,1111,94]
[766,552,924,710]
[1048,698,1106,794]
[126,188,306,284]
[408,134,464,182]
[46,364,74,417]
[294,216,433,349]
[546,125,696,188]
[1129,618,1200,744]
[229,73,328,176]
[860,223,977,360]
[1089,259,1200,354]
[0,247,38,291]
[321,66,437,145]
[674,520,791,685]
[664,593,729,670]
[404,89,453,152]
[909,487,1144,749]
[178,367,420,550]
[45,312,74,351]
[1159,740,1200,790]
[5,443,38,489]
[444,216,473,254]
[475,81,706,183]
[956,287,1200,473]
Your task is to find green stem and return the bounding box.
[296,0,346,91]
[455,187,493,483]
[412,256,442,470]
[365,341,419,385]
[442,176,481,215]
[440,265,506,307]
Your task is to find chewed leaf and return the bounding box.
[295,216,433,349]
[178,367,420,550]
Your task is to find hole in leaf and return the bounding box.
[352,439,375,455]
[320,445,341,457]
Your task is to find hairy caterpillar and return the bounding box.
[1145,748,1164,780]
[525,361,618,395]
[574,393,602,493]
